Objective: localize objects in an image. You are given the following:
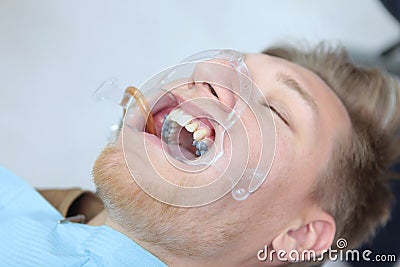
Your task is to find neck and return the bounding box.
[87,210,181,265]
[87,209,107,226]
[87,210,261,266]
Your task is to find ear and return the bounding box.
[272,212,335,261]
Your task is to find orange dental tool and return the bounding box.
[123,86,156,135]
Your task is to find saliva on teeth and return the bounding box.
[161,108,213,156]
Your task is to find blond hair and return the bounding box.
[263,43,400,253]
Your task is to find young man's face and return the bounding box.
[93,53,351,264]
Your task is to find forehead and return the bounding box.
[244,53,352,158]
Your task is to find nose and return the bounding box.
[169,60,239,111]
[171,82,236,114]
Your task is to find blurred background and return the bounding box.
[0,1,399,266]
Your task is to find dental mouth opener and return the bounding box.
[94,50,275,206]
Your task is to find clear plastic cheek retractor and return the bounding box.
[94,50,276,207]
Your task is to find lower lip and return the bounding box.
[142,132,163,148]
[125,130,164,149]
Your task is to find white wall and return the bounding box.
[0,0,398,192]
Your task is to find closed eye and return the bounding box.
[266,104,289,126]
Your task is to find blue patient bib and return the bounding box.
[0,166,167,267]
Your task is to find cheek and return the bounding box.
[258,127,315,212]
[264,130,292,187]
[259,125,305,201]
[248,141,311,230]
[239,110,269,168]
[274,128,292,167]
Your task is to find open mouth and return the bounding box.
[146,97,216,159]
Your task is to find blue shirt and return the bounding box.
[0,166,167,267]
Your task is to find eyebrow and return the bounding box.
[276,72,319,115]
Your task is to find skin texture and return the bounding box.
[92,53,352,266]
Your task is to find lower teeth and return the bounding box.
[193,140,208,156]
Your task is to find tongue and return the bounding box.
[178,128,198,155]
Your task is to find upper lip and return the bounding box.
[147,90,217,130]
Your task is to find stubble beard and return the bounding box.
[92,144,244,258]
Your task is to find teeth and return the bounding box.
[185,122,198,132]
[169,126,178,133]
[163,108,213,157]
[193,138,212,156]
[168,108,182,119]
[196,140,209,150]
[174,114,193,126]
[161,115,179,144]
[193,128,208,141]
[168,108,193,127]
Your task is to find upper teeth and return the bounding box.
[162,108,212,155]
[193,128,208,141]
[185,122,198,132]
[175,114,193,126]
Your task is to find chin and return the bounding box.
[93,142,250,260]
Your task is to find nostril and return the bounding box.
[203,82,219,99]
[188,81,195,89]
